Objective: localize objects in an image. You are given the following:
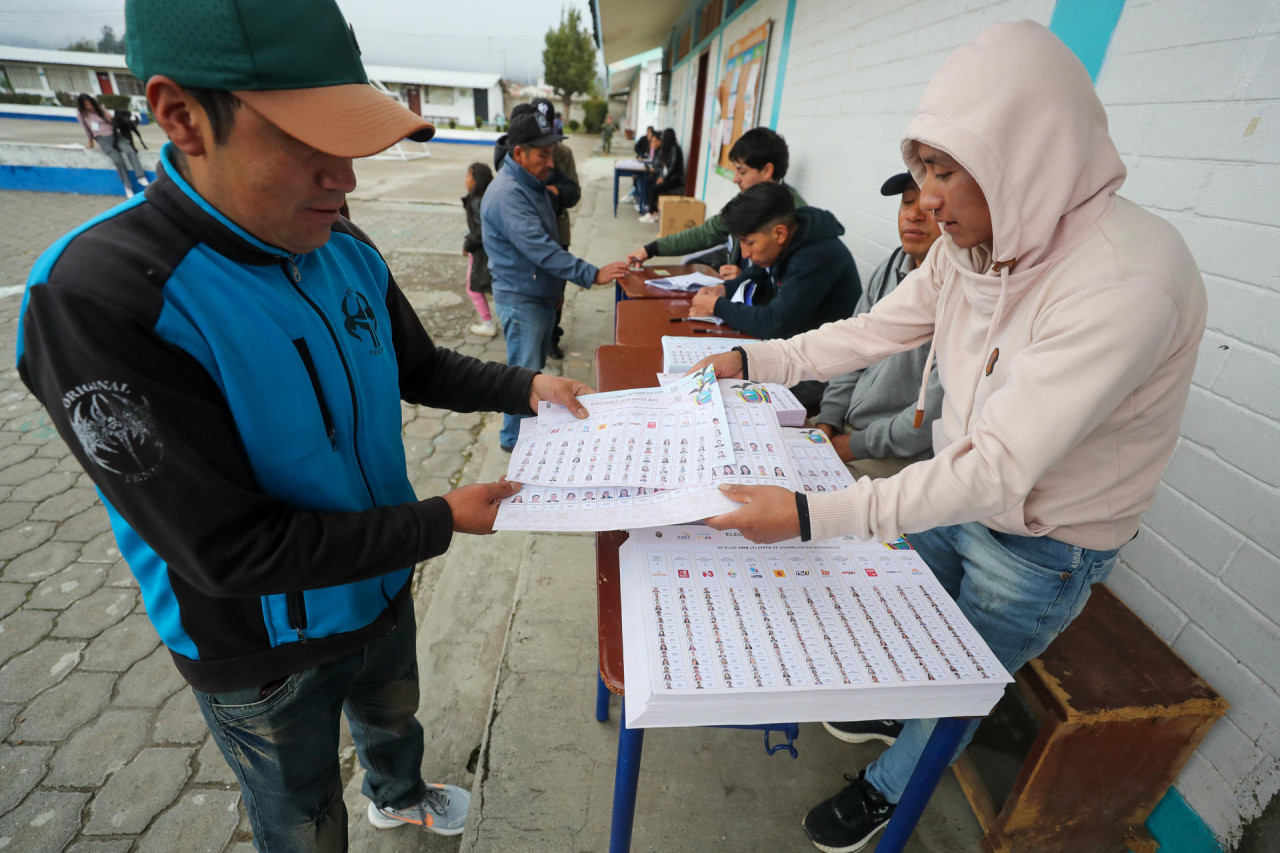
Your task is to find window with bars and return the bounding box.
[4,64,45,90]
[426,85,456,105]
[43,65,92,94]
[115,73,145,96]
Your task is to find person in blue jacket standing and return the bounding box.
[15,0,597,849]
[482,109,627,450]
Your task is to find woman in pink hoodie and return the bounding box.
[695,21,1207,852]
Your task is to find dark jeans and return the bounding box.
[646,177,684,213]
[494,297,557,448]
[193,608,426,853]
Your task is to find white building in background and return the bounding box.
[1,46,503,131]
[607,48,662,140]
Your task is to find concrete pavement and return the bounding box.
[0,134,982,852]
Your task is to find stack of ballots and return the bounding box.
[619,526,1013,728]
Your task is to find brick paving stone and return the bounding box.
[0,499,33,530]
[0,456,55,486]
[431,429,473,455]
[28,562,105,610]
[79,530,122,564]
[112,646,186,708]
[0,609,54,665]
[192,737,236,785]
[0,443,35,471]
[85,747,192,835]
[0,520,55,563]
[103,559,137,589]
[13,671,116,741]
[0,430,16,450]
[81,613,160,672]
[136,788,240,853]
[0,790,90,852]
[0,704,17,740]
[0,638,84,703]
[66,840,134,853]
[0,581,29,619]
[444,411,483,431]
[31,487,99,522]
[153,686,206,744]
[33,436,71,458]
[402,437,435,466]
[0,539,81,583]
[54,453,86,472]
[51,587,136,638]
[0,744,52,813]
[10,470,77,504]
[226,843,256,853]
[45,709,150,788]
[52,504,111,543]
[403,417,445,439]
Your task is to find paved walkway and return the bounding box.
[0,136,982,852]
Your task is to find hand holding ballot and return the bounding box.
[529,373,596,418]
[594,261,630,285]
[444,478,524,535]
[686,348,745,379]
[703,482,801,543]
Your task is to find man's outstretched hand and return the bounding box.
[595,261,629,285]
[444,479,521,535]
[530,373,595,418]
[703,483,802,544]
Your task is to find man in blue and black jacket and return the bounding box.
[15,0,595,848]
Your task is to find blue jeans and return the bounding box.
[193,608,426,852]
[494,297,556,449]
[864,522,1119,802]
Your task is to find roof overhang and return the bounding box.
[596,0,685,64]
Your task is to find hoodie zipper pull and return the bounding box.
[288,256,301,283]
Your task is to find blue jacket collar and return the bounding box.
[502,156,547,192]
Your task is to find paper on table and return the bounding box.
[657,375,806,427]
[619,526,1012,728]
[661,335,746,374]
[647,272,723,292]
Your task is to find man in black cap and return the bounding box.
[813,172,944,481]
[16,0,601,847]
[482,109,627,450]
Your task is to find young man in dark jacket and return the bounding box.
[689,182,861,412]
[16,1,595,848]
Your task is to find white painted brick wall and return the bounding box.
[659,0,1279,842]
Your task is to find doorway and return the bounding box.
[96,72,114,95]
[406,87,421,116]
[474,88,489,127]
[684,51,711,199]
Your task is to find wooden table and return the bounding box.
[614,299,755,348]
[616,263,716,300]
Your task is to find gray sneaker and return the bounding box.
[366,784,470,836]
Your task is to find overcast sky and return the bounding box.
[0,0,598,82]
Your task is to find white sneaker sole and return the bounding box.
[821,721,898,745]
[366,801,465,836]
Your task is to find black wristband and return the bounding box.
[795,492,811,542]
[644,241,659,257]
[732,346,750,380]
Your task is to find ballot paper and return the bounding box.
[618,526,1012,728]
[494,381,849,532]
[661,336,748,374]
[506,366,728,490]
[657,374,806,427]
[646,271,724,292]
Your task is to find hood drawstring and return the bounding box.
[913,275,956,428]
[913,257,1017,430]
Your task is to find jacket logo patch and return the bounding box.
[62,381,163,482]
[985,347,1000,376]
[341,290,382,354]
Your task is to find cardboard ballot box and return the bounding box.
[658,196,706,238]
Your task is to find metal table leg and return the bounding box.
[874,717,970,853]
[596,672,611,722]
[608,699,645,853]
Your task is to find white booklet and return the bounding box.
[619,526,1012,728]
[661,335,749,374]
[493,382,851,532]
[647,271,724,292]
[658,374,807,427]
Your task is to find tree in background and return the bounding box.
[542,6,597,127]
[65,38,97,52]
[98,26,126,54]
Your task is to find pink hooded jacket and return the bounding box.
[744,20,1207,549]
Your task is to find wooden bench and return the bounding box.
[953,584,1227,853]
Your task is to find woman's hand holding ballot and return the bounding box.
[703,483,802,544]
[685,349,746,380]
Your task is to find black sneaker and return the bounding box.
[548,343,565,360]
[822,719,903,745]
[802,771,895,853]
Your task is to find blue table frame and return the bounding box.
[613,163,649,217]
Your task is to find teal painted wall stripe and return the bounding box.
[1048,0,1126,82]
[768,0,797,128]
[1146,788,1223,853]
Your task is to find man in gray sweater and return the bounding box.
[814,172,943,479]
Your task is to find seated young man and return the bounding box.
[815,172,943,480]
[690,182,861,414]
[626,128,804,276]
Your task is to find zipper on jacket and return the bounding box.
[281,257,376,506]
[292,338,338,450]
[286,591,308,641]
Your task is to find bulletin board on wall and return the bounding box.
[712,21,773,178]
